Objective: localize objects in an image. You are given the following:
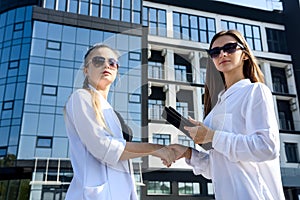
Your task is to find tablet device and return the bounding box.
[161,106,194,139]
[161,106,212,149]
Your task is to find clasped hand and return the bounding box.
[154,117,215,167]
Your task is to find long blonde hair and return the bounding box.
[83,44,119,135]
[204,30,265,117]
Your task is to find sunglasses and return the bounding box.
[207,42,245,59]
[87,56,119,69]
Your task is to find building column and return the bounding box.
[163,49,176,107]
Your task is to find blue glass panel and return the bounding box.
[59,68,73,87]
[90,30,103,45]
[23,21,32,37]
[122,9,131,23]
[191,29,199,42]
[200,30,207,43]
[25,6,33,21]
[2,110,12,119]
[48,24,62,40]
[57,87,72,106]
[22,113,38,134]
[75,45,88,62]
[112,7,121,20]
[0,127,9,146]
[0,28,4,42]
[91,4,99,17]
[19,59,29,75]
[199,17,206,30]
[181,14,189,27]
[207,18,215,31]
[158,10,166,23]
[76,28,89,44]
[10,45,21,60]
[61,43,75,61]
[103,0,111,6]
[123,0,130,9]
[62,26,76,43]
[4,25,13,40]
[20,44,30,59]
[25,84,42,104]
[7,10,15,25]
[0,63,8,78]
[33,21,48,38]
[101,5,110,19]
[133,0,141,11]
[149,8,156,22]
[15,83,26,99]
[45,0,55,9]
[15,7,25,23]
[190,16,198,28]
[58,0,67,11]
[43,66,59,85]
[69,0,78,13]
[5,83,16,100]
[28,64,43,84]
[1,47,10,62]
[13,100,23,118]
[133,11,140,24]
[0,13,7,28]
[80,2,89,15]
[9,126,20,145]
[245,25,252,37]
[113,0,121,7]
[38,114,54,134]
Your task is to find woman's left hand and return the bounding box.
[184,117,215,144]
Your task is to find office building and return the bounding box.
[0,0,299,199]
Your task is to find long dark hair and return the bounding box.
[204,30,265,117]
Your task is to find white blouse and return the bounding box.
[64,88,137,200]
[187,79,285,200]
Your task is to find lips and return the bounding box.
[219,60,230,65]
[103,70,111,75]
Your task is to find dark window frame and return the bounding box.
[36,136,53,148]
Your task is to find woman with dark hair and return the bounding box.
[169,30,285,199]
[64,44,175,200]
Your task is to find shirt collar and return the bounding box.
[218,79,251,102]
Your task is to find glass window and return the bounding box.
[47,41,61,50]
[58,0,67,11]
[3,101,14,110]
[36,136,52,148]
[69,0,78,13]
[45,0,55,9]
[173,12,215,43]
[221,20,262,51]
[42,85,57,96]
[129,93,140,103]
[207,183,214,195]
[79,1,89,15]
[178,182,200,195]
[266,28,288,54]
[277,100,294,131]
[9,61,19,69]
[147,181,171,195]
[153,134,170,145]
[178,135,194,148]
[0,147,7,157]
[271,67,288,93]
[144,7,166,36]
[284,143,299,163]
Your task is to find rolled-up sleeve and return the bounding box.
[65,90,126,166]
[186,149,211,179]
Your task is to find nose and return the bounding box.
[218,50,228,58]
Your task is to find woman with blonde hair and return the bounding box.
[64,44,175,200]
[169,30,285,199]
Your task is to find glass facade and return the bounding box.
[0,6,32,158]
[266,28,289,54]
[43,0,142,24]
[16,20,143,159]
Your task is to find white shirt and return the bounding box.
[64,88,137,200]
[187,79,285,200]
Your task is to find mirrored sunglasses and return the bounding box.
[207,42,245,59]
[88,56,119,69]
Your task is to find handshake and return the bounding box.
[150,116,216,167]
[151,144,193,167]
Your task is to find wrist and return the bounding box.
[184,147,192,159]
